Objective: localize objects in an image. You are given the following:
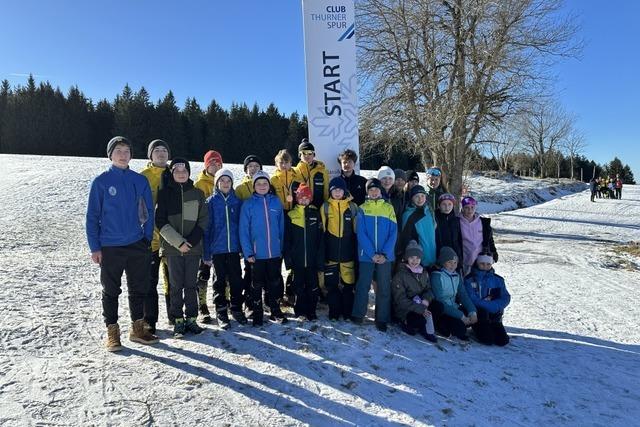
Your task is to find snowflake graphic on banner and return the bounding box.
[310,74,358,151]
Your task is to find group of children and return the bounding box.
[87,136,512,352]
[589,175,624,202]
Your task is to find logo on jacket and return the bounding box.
[108,186,117,196]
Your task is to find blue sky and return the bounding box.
[2,0,638,176]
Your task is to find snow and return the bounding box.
[0,154,638,426]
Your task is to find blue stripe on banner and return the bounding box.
[338,23,355,41]
[346,29,355,40]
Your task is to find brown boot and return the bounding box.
[105,324,123,352]
[129,319,159,345]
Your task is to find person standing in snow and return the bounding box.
[589,177,597,202]
[463,253,511,346]
[140,139,172,333]
[425,167,448,212]
[194,150,223,323]
[156,158,209,338]
[459,196,498,276]
[338,148,367,206]
[86,136,159,351]
[615,175,623,200]
[294,139,329,209]
[397,185,438,270]
[434,193,464,267]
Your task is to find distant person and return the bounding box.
[589,177,597,202]
[464,253,511,346]
[86,136,158,351]
[156,158,209,338]
[294,139,329,208]
[338,148,367,206]
[607,180,615,199]
[615,175,623,199]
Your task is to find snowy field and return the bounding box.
[0,154,638,427]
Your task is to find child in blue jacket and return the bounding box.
[464,253,511,346]
[239,171,287,326]
[430,247,477,340]
[203,168,247,329]
[351,178,398,332]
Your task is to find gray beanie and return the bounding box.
[404,240,423,260]
[437,246,458,266]
[252,170,271,187]
[394,169,407,181]
[147,139,171,159]
[106,136,131,159]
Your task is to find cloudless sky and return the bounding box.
[2,0,638,176]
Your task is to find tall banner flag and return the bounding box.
[302,0,359,175]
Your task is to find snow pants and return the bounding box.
[166,255,199,320]
[291,265,319,318]
[324,261,355,320]
[472,308,509,346]
[144,250,171,326]
[251,258,284,319]
[352,261,392,324]
[101,239,150,326]
[212,253,244,313]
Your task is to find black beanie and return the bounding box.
[298,138,315,152]
[169,157,191,174]
[366,178,382,191]
[147,139,171,160]
[243,155,263,172]
[106,136,131,159]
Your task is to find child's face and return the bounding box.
[276,159,292,171]
[407,179,419,189]
[444,259,458,271]
[150,146,169,167]
[331,188,345,200]
[439,200,454,214]
[206,162,221,175]
[380,176,394,190]
[173,168,189,184]
[395,178,406,190]
[254,179,270,195]
[341,158,355,174]
[297,196,311,206]
[412,193,426,207]
[427,174,441,189]
[111,144,131,169]
[300,150,315,164]
[477,261,492,271]
[462,204,476,217]
[246,162,261,177]
[407,255,421,268]
[367,187,382,200]
[217,176,232,193]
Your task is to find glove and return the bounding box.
[468,312,478,324]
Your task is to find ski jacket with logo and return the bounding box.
[294,160,329,208]
[271,168,302,211]
[356,198,398,262]
[284,204,324,270]
[431,268,476,319]
[320,197,358,263]
[86,166,154,252]
[239,192,284,260]
[463,267,510,315]
[203,189,242,260]
[341,171,367,206]
[398,204,437,266]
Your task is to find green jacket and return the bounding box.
[156,178,208,257]
[392,264,434,321]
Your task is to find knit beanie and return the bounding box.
[438,193,456,204]
[329,176,348,193]
[366,178,383,191]
[214,168,234,185]
[476,253,494,265]
[404,240,423,260]
[204,150,223,168]
[243,155,263,172]
[295,183,313,201]
[409,185,427,199]
[377,166,395,181]
[252,170,270,187]
[394,169,407,181]
[169,157,191,175]
[106,136,131,159]
[461,196,477,207]
[406,170,420,182]
[298,138,315,152]
[437,247,458,266]
[147,139,170,160]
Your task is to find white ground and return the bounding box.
[0,154,638,427]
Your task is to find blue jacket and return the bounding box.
[86,166,153,252]
[356,198,397,262]
[431,268,476,319]
[239,192,284,260]
[203,189,242,259]
[464,267,511,314]
[399,205,437,266]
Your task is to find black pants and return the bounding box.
[212,253,244,312]
[615,188,622,199]
[291,266,319,317]
[590,191,596,202]
[324,263,355,320]
[166,255,199,320]
[251,258,283,318]
[405,300,444,331]
[242,261,253,312]
[101,239,150,326]
[472,308,509,346]
[431,301,468,339]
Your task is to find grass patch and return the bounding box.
[613,242,640,258]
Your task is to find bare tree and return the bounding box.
[356,0,580,197]
[518,100,573,178]
[481,122,524,172]
[562,128,587,180]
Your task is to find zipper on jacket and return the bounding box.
[303,207,308,267]
[181,184,185,257]
[225,197,231,253]
[263,197,272,258]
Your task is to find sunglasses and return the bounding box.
[300,150,315,156]
[427,168,442,176]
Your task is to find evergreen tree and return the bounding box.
[155,91,185,158]
[182,97,207,159]
[205,100,230,159]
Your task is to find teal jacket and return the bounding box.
[431,268,476,319]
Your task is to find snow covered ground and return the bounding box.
[0,154,638,426]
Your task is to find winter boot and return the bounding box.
[185,317,205,334]
[252,311,264,327]
[173,318,186,338]
[375,322,388,332]
[420,329,438,343]
[105,324,123,352]
[165,294,175,325]
[129,319,159,345]
[143,320,156,335]
[231,310,248,325]
[198,283,212,323]
[269,310,289,324]
[217,309,231,330]
[200,304,212,324]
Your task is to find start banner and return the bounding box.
[302,0,359,175]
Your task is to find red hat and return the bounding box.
[295,183,313,201]
[204,150,223,168]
